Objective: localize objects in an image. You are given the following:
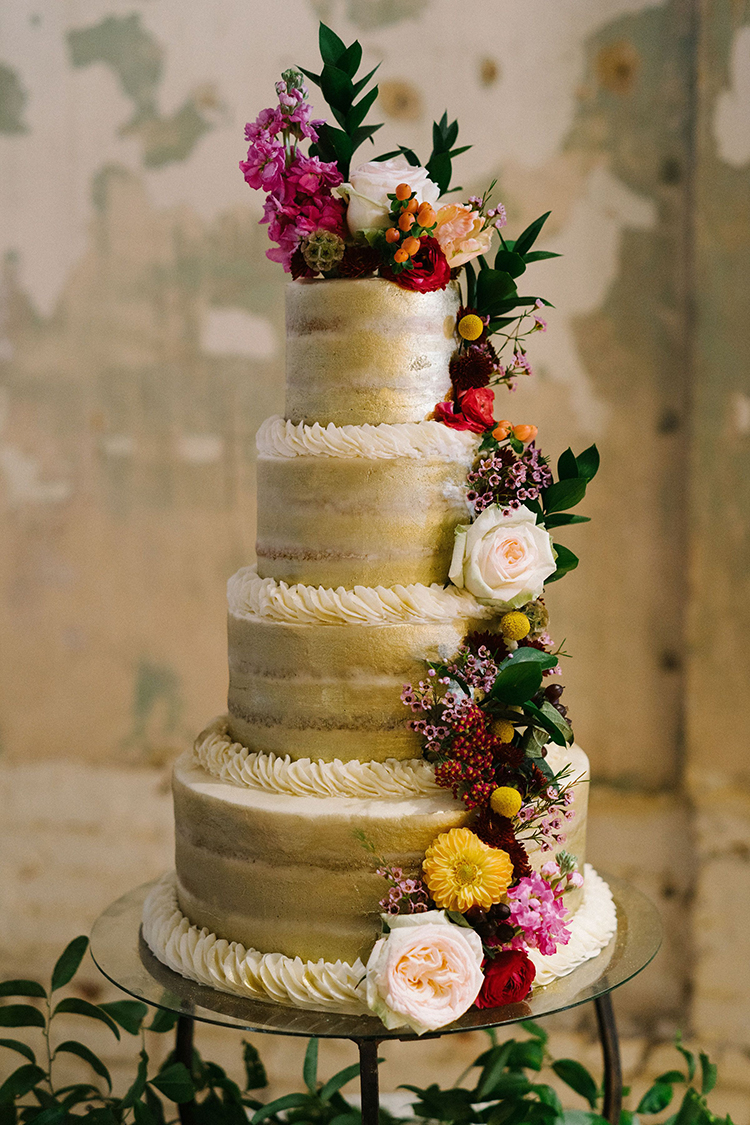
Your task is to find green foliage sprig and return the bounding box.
[376,112,472,195]
[465,211,559,331]
[300,24,383,180]
[0,944,729,1125]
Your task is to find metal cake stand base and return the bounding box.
[90,874,661,1125]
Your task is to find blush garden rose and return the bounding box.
[449,503,557,608]
[433,203,494,268]
[338,154,440,235]
[365,911,484,1034]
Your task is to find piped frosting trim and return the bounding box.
[142,873,368,1014]
[528,866,617,985]
[257,415,478,462]
[142,867,616,1016]
[228,565,494,626]
[195,717,442,799]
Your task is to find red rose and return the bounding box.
[434,386,495,433]
[474,950,536,1009]
[381,237,451,293]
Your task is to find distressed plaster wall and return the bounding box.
[1,0,749,1114]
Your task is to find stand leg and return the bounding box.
[594,994,622,1125]
[356,1038,381,1125]
[175,1015,198,1125]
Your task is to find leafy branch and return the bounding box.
[300,24,383,180]
[375,111,471,195]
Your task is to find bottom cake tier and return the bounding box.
[142,865,617,1015]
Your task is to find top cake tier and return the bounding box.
[285,278,459,426]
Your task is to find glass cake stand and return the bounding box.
[90,874,661,1125]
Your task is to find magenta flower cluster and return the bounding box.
[240,70,346,270]
[505,863,575,956]
[466,445,553,515]
[376,865,430,916]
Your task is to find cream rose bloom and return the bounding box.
[433,203,494,267]
[336,154,440,235]
[449,504,557,608]
[365,911,484,1034]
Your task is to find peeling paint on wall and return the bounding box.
[714,24,750,167]
[0,63,28,134]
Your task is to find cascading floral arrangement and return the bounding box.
[242,26,604,1035]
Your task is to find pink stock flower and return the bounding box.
[506,870,571,956]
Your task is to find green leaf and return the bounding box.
[546,544,580,584]
[337,40,362,78]
[675,1034,696,1082]
[481,1073,532,1100]
[0,1006,45,1029]
[79,1111,118,1125]
[0,1040,36,1065]
[98,1000,148,1035]
[242,1041,268,1091]
[490,662,544,706]
[149,1062,195,1105]
[133,1099,158,1125]
[319,23,347,67]
[426,151,452,195]
[524,699,573,746]
[503,647,559,671]
[552,1059,599,1109]
[699,1052,717,1095]
[345,86,378,133]
[561,1114,609,1125]
[508,1037,544,1071]
[542,477,588,514]
[514,212,551,256]
[23,1108,68,1125]
[50,936,89,992]
[576,444,600,482]
[144,1086,166,1125]
[53,1041,112,1092]
[535,1083,564,1114]
[493,250,526,278]
[465,260,477,308]
[251,1093,311,1125]
[476,268,518,314]
[56,1082,102,1109]
[351,63,380,99]
[146,1007,179,1034]
[521,723,551,759]
[637,1082,674,1115]
[543,513,591,528]
[320,66,354,117]
[0,1105,15,1125]
[51,998,120,1039]
[121,1049,149,1111]
[303,1038,318,1094]
[320,1063,360,1102]
[522,1022,548,1046]
[0,982,46,1000]
[523,250,562,262]
[656,1072,687,1085]
[557,448,578,480]
[0,1065,47,1106]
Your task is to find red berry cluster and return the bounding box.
[433,703,522,809]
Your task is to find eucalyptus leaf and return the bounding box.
[149,1062,195,1105]
[0,1040,36,1065]
[552,1059,599,1109]
[0,1006,45,1030]
[0,982,46,1000]
[53,1041,112,1092]
[50,936,89,993]
[51,998,120,1040]
[0,1065,46,1106]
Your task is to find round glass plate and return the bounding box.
[90,874,661,1042]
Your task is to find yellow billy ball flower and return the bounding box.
[458,313,484,341]
[490,786,523,819]
[422,827,513,913]
[500,611,531,641]
[490,718,515,743]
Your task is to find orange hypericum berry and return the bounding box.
[406,198,419,213]
[398,212,415,231]
[493,420,512,440]
[393,248,409,263]
[513,424,538,443]
[385,227,400,243]
[417,205,436,228]
[402,236,421,256]
[395,183,411,201]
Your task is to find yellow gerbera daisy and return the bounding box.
[422,827,514,913]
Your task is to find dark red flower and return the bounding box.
[475,950,536,1008]
[449,347,494,392]
[473,808,532,879]
[435,386,495,433]
[338,242,381,278]
[381,237,451,293]
[290,247,314,280]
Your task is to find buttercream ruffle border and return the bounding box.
[195,717,442,799]
[142,866,617,1017]
[227,565,494,627]
[257,415,478,462]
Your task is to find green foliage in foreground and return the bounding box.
[0,938,731,1125]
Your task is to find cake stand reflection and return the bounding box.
[90,874,661,1125]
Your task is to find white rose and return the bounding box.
[336,154,440,235]
[449,504,557,608]
[365,911,484,1035]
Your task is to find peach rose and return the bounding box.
[433,203,494,267]
[365,911,484,1034]
[449,503,557,607]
